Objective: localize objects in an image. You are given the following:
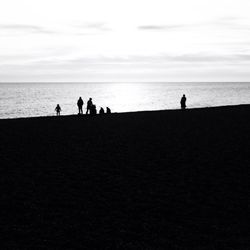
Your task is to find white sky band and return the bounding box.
[1,0,250,82]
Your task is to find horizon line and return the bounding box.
[0,81,250,84]
[1,104,250,121]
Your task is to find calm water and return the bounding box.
[0,82,250,119]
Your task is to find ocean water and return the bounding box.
[0,82,250,119]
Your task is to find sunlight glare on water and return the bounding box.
[0,82,250,118]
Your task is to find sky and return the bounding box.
[1,0,250,82]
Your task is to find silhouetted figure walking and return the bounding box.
[99,107,104,114]
[86,98,93,114]
[180,94,187,109]
[77,97,84,114]
[106,107,111,114]
[55,104,61,116]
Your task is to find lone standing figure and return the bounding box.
[77,97,84,114]
[180,94,187,109]
[55,104,61,116]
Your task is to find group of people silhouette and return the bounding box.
[55,94,187,116]
[55,97,112,116]
[77,97,111,115]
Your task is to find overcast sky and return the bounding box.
[1,0,250,82]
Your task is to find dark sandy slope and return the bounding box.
[0,105,250,249]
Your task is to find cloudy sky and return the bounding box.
[1,0,250,82]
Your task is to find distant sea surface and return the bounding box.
[1,82,250,119]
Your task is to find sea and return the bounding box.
[0,82,250,119]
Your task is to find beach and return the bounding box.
[0,105,250,249]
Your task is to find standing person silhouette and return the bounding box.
[180,94,187,109]
[77,97,84,114]
[86,98,93,114]
[55,104,61,116]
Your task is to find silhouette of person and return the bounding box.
[77,97,84,114]
[55,104,61,116]
[86,98,93,114]
[180,94,187,109]
[99,107,104,114]
[106,107,111,114]
[90,104,97,115]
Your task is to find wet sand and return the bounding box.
[0,105,250,249]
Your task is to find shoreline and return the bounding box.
[0,103,249,121]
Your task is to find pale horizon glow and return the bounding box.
[1,0,250,82]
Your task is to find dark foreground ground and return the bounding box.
[0,106,250,249]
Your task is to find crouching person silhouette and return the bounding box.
[90,104,97,115]
[106,107,111,114]
[99,107,104,114]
